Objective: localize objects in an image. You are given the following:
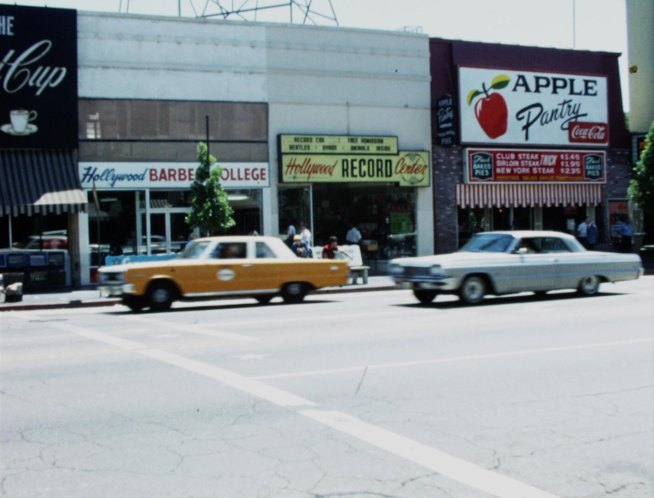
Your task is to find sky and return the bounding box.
[0,0,630,108]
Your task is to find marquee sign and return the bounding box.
[459,67,608,147]
[280,134,398,155]
[79,162,270,189]
[0,5,78,148]
[281,151,430,187]
[280,134,429,187]
[465,148,606,183]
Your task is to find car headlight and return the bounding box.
[388,264,404,276]
[430,265,443,275]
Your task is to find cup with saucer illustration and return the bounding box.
[2,109,38,136]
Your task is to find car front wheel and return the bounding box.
[459,276,486,304]
[123,295,145,312]
[578,275,600,296]
[147,281,176,311]
[413,289,437,305]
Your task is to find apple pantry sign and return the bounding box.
[458,67,608,147]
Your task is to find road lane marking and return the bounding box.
[120,315,256,342]
[302,409,560,498]
[254,337,654,380]
[141,348,315,408]
[47,321,563,498]
[53,323,313,408]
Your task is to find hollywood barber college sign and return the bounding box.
[0,5,78,148]
[459,67,609,147]
[79,162,270,189]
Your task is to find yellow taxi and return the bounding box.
[98,235,349,311]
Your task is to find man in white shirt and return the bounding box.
[346,224,362,245]
[299,222,311,246]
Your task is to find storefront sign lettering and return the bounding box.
[569,122,608,144]
[281,151,430,187]
[79,162,270,189]
[465,148,606,183]
[81,166,148,188]
[0,15,15,35]
[219,165,267,182]
[459,67,608,147]
[280,134,398,155]
[283,156,338,181]
[435,94,456,146]
[1,41,67,96]
[0,5,78,149]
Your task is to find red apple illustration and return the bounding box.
[467,74,510,139]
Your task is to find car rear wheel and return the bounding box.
[413,289,437,305]
[255,295,273,305]
[459,276,486,304]
[578,275,600,296]
[281,282,308,304]
[147,281,176,311]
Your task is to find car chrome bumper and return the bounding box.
[392,276,458,291]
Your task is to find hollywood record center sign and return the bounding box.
[459,67,608,147]
[0,5,78,149]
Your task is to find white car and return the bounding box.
[389,230,644,305]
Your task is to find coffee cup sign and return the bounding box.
[2,109,39,136]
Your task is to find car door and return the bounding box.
[538,236,576,289]
[197,241,258,295]
[251,240,288,292]
[508,237,562,292]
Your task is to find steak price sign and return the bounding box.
[465,148,606,183]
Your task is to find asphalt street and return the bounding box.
[1,277,653,497]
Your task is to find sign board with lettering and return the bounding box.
[79,162,270,189]
[280,151,430,187]
[279,135,398,155]
[465,148,606,183]
[0,5,78,148]
[459,67,608,147]
[435,94,456,146]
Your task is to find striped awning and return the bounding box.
[456,183,603,208]
[0,149,86,216]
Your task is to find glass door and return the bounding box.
[278,186,312,245]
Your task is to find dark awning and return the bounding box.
[0,149,86,216]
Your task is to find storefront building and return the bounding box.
[430,39,631,253]
[0,5,86,288]
[1,7,432,285]
[278,134,430,266]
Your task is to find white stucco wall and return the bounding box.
[77,12,434,258]
[263,23,433,254]
[78,13,268,101]
[627,0,654,133]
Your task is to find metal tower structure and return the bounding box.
[118,1,339,26]
[198,0,338,25]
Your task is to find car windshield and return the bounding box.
[460,233,514,253]
[179,240,211,259]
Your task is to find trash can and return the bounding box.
[1,272,24,303]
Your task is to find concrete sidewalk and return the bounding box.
[0,276,398,312]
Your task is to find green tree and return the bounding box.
[628,121,654,244]
[186,142,235,236]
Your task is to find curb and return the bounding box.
[0,283,398,312]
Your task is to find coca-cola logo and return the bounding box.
[568,122,608,144]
